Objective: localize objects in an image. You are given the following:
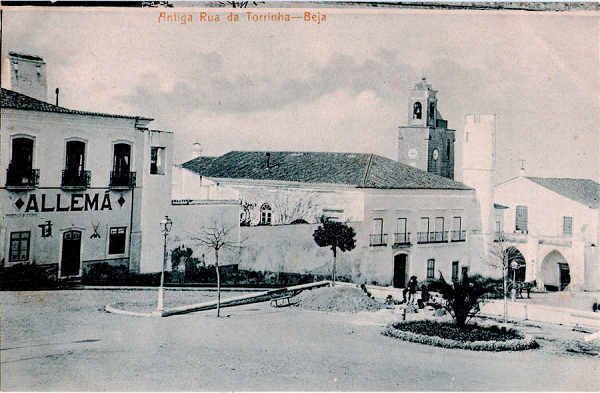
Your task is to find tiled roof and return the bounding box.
[181,156,216,173]
[9,52,44,62]
[0,88,151,120]
[182,151,472,190]
[526,177,599,209]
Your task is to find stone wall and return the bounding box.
[239,222,365,280]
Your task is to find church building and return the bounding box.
[398,78,455,179]
[175,79,486,286]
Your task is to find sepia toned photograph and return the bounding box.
[1,2,599,391]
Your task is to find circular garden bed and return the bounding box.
[383,320,539,351]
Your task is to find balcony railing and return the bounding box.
[6,166,39,188]
[110,171,136,188]
[417,231,448,244]
[451,230,467,242]
[393,232,411,246]
[495,231,528,243]
[61,169,91,189]
[369,233,388,247]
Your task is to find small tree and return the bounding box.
[312,216,356,286]
[488,232,525,323]
[192,222,242,317]
[431,272,496,328]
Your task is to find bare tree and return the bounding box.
[192,222,243,317]
[272,191,319,225]
[488,232,525,323]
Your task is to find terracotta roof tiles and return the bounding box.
[182,151,472,190]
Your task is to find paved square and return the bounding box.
[2,290,599,391]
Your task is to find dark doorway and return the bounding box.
[559,263,571,291]
[61,230,82,277]
[393,254,407,288]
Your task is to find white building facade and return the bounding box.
[494,177,599,291]
[459,110,600,291]
[1,52,174,277]
[178,151,484,286]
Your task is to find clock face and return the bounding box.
[432,148,439,161]
[408,148,418,159]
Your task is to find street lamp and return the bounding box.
[157,215,173,312]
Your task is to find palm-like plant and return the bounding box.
[430,272,496,328]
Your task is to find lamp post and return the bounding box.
[157,215,173,313]
[510,260,519,302]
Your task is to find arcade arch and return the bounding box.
[540,250,570,291]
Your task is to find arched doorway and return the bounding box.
[541,250,570,291]
[506,246,526,282]
[393,254,408,288]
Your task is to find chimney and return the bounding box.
[6,51,48,102]
[192,142,203,157]
[55,88,59,106]
[519,159,526,176]
[266,152,271,169]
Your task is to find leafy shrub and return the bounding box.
[82,262,128,284]
[383,320,539,351]
[0,263,60,290]
[170,246,193,271]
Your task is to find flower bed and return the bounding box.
[383,320,539,351]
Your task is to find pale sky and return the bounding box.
[2,7,598,183]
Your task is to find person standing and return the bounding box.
[407,276,418,304]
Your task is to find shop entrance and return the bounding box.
[61,230,82,277]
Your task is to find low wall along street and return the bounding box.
[239,223,375,283]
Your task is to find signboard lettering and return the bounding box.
[20,192,118,213]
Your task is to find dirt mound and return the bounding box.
[293,286,383,313]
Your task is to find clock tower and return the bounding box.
[398,78,455,179]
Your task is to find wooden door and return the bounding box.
[61,230,81,277]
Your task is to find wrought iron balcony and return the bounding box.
[6,166,39,188]
[417,231,448,244]
[369,233,388,247]
[393,232,411,246]
[110,171,136,188]
[61,169,91,189]
[451,230,467,242]
[433,231,448,242]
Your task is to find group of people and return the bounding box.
[401,276,430,308]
